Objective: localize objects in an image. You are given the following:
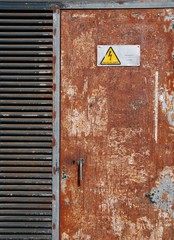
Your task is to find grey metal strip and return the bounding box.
[52,5,60,240]
[63,2,174,9]
[0,1,174,9]
[0,2,61,10]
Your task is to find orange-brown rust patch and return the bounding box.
[118,0,125,4]
[53,167,56,175]
[52,83,56,92]
[53,55,56,64]
[52,223,56,230]
[52,111,56,120]
[162,193,169,201]
[49,4,60,12]
[53,28,57,36]
[52,136,56,147]
[52,194,56,201]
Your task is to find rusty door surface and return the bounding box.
[60,9,174,239]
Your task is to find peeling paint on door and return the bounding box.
[60,9,174,239]
[159,87,174,127]
[146,166,174,218]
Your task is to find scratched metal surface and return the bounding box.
[60,9,174,240]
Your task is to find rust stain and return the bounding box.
[52,83,56,92]
[52,136,56,147]
[52,111,56,120]
[52,223,56,230]
[52,56,56,78]
[50,5,60,12]
[118,0,125,4]
[53,55,57,65]
[53,167,56,175]
[53,28,57,36]
[52,193,56,201]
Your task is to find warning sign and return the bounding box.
[101,47,121,65]
[97,45,140,67]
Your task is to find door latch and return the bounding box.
[77,158,85,186]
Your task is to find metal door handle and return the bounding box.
[77,158,85,186]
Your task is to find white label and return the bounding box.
[97,45,140,67]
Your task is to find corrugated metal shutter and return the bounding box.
[0,10,53,240]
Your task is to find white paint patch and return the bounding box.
[167,110,174,127]
[158,210,173,227]
[107,128,149,182]
[61,168,70,194]
[82,78,88,95]
[154,71,159,143]
[149,166,174,218]
[65,198,70,206]
[65,85,108,137]
[62,76,89,101]
[73,30,96,69]
[127,215,164,239]
[111,215,125,237]
[72,13,95,18]
[66,85,78,99]
[67,109,91,137]
[62,77,78,100]
[163,9,174,32]
[150,225,164,240]
[72,229,91,240]
[62,232,70,240]
[131,12,146,20]
[159,87,174,127]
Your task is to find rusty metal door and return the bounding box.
[0,7,60,240]
[60,9,174,239]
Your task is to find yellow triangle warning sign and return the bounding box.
[101,47,121,65]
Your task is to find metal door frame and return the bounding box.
[1,1,173,240]
[52,5,60,240]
